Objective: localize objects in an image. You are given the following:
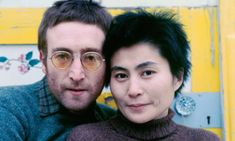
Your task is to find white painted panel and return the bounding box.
[99,0,218,8]
[0,0,218,8]
[0,0,57,7]
[0,45,44,86]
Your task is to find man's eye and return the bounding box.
[86,55,96,61]
[57,54,70,59]
[83,53,102,64]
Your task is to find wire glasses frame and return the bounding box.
[49,51,105,71]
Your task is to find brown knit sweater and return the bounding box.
[67,110,220,141]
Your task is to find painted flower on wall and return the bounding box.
[0,51,41,74]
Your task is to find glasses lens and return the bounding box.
[51,51,72,69]
[81,52,104,71]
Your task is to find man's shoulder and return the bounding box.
[0,79,47,141]
[0,83,36,98]
[0,84,32,95]
[0,79,44,107]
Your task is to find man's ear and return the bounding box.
[39,50,47,74]
[173,70,184,91]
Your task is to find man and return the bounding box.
[0,0,115,140]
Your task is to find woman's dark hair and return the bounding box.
[102,10,191,95]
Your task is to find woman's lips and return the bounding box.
[128,103,150,111]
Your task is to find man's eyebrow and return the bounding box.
[135,61,157,70]
[51,47,101,54]
[111,66,127,72]
[52,47,72,53]
[81,48,101,53]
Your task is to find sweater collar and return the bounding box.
[109,109,177,140]
[38,77,61,117]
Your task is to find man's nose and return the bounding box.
[68,58,85,81]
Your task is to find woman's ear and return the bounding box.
[173,70,184,91]
[39,50,47,74]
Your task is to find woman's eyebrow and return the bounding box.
[111,66,127,72]
[135,61,157,70]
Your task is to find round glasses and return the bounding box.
[50,51,105,71]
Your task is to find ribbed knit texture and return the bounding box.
[0,77,115,141]
[67,110,220,141]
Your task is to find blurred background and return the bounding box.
[0,0,234,140]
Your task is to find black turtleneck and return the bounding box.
[67,109,220,141]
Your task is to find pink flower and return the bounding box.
[18,64,29,74]
[18,54,25,62]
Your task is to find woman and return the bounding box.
[67,10,220,141]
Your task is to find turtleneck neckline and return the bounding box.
[109,109,177,140]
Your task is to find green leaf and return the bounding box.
[26,51,33,60]
[29,59,40,67]
[0,57,8,62]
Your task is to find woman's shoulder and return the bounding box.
[67,121,111,141]
[73,121,110,132]
[176,124,220,141]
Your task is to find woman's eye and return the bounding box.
[115,73,128,79]
[113,73,128,82]
[142,70,155,77]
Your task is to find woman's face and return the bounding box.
[110,43,183,123]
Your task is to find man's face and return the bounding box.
[40,22,105,112]
[110,43,182,123]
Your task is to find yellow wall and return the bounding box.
[176,8,220,92]
[0,8,44,44]
[0,7,222,139]
[219,0,235,140]
[0,8,220,92]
